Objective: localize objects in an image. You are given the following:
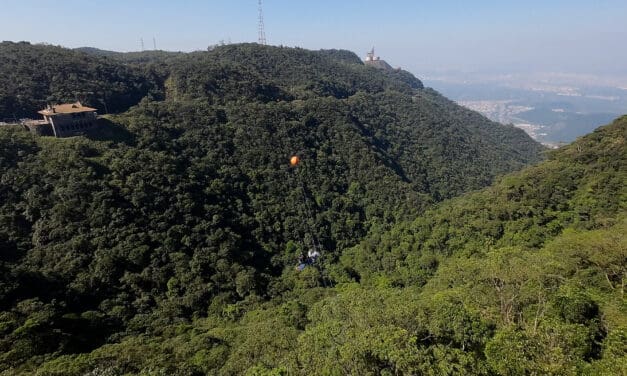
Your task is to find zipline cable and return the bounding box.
[292,158,329,287]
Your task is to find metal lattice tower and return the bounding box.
[258,0,267,45]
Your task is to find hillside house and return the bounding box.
[30,102,98,137]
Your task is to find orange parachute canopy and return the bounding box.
[290,155,300,167]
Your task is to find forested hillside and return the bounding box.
[343,116,627,286]
[0,42,163,118]
[0,41,590,374]
[1,112,622,375]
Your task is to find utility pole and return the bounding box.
[258,0,266,45]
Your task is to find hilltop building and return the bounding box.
[24,102,98,137]
[364,47,393,71]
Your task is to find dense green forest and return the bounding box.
[0,42,164,119]
[1,42,624,375]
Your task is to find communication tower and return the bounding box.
[258,0,267,45]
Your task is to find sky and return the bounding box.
[2,0,626,75]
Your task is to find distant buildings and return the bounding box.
[364,47,393,71]
[24,102,98,137]
[364,48,378,62]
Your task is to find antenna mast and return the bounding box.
[140,38,144,51]
[258,0,267,45]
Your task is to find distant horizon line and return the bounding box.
[5,39,627,78]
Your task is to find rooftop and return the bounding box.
[38,102,97,116]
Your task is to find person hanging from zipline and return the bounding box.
[307,248,320,262]
[296,248,321,271]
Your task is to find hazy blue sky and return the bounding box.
[2,0,626,74]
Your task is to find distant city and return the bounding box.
[423,72,627,147]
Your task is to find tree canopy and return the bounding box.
[1,42,623,375]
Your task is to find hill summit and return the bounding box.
[364,47,394,70]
